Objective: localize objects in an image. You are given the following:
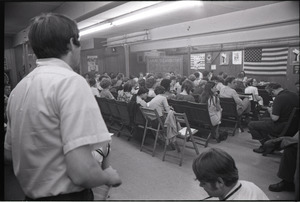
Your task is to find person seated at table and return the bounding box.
[99,78,115,99]
[245,78,263,106]
[192,148,269,200]
[175,79,195,102]
[219,76,251,115]
[147,86,171,117]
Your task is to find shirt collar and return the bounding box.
[224,181,241,199]
[36,58,73,71]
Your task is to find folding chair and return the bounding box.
[139,106,165,157]
[115,100,134,140]
[96,97,112,128]
[162,112,199,166]
[106,99,121,134]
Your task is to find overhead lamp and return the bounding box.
[113,1,203,26]
[80,22,112,37]
[79,1,203,36]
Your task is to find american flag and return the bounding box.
[243,47,288,76]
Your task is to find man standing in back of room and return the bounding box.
[4,13,121,200]
[248,82,299,153]
[192,148,269,200]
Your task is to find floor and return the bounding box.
[4,127,296,200]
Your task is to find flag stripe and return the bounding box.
[243,47,288,76]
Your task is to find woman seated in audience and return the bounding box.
[89,78,100,97]
[160,78,176,99]
[148,86,171,117]
[130,86,149,107]
[99,78,115,99]
[211,75,225,92]
[200,81,222,141]
[97,75,111,92]
[192,80,207,99]
[169,75,177,94]
[174,75,186,95]
[175,79,195,102]
[235,72,246,93]
[115,73,124,88]
[117,80,133,102]
[245,78,263,106]
[145,76,156,98]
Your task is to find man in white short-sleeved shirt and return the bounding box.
[4,13,121,200]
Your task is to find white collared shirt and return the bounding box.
[5,58,111,199]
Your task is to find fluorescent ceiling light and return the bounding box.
[80,23,112,37]
[79,1,203,36]
[113,1,203,26]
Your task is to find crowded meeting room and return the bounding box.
[3,1,299,201]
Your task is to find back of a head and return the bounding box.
[89,78,96,87]
[154,86,166,95]
[123,81,133,92]
[203,70,210,78]
[100,78,112,89]
[28,13,80,59]
[188,74,196,82]
[194,72,200,78]
[137,86,149,96]
[265,82,282,92]
[224,76,236,86]
[182,79,194,94]
[192,148,239,187]
[145,76,156,89]
[160,78,171,91]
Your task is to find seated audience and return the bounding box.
[235,72,246,93]
[200,81,222,127]
[268,132,298,193]
[98,75,111,92]
[99,78,115,99]
[202,70,213,81]
[160,78,176,99]
[219,76,251,115]
[148,86,171,117]
[153,72,164,89]
[169,75,177,94]
[117,81,133,102]
[130,87,149,107]
[245,78,263,106]
[188,74,196,83]
[192,148,269,200]
[248,82,299,153]
[145,76,156,97]
[175,79,195,102]
[138,78,146,88]
[240,70,248,83]
[174,75,186,95]
[115,73,124,88]
[192,80,207,101]
[211,76,225,92]
[89,78,100,97]
[194,71,203,86]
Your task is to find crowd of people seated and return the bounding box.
[83,69,299,199]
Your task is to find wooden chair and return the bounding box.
[106,98,121,134]
[184,101,217,147]
[95,97,112,128]
[139,106,165,157]
[219,97,243,135]
[115,100,134,140]
[162,112,199,166]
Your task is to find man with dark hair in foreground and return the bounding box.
[192,148,268,200]
[4,13,121,200]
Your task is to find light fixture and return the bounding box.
[113,1,203,26]
[79,1,203,37]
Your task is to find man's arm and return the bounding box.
[267,107,279,121]
[65,144,121,188]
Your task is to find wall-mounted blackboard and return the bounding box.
[146,56,183,75]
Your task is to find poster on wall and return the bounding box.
[220,52,230,65]
[87,56,98,72]
[291,48,299,64]
[190,53,205,69]
[206,53,212,63]
[232,51,242,65]
[211,64,216,70]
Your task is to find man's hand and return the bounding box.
[104,166,122,187]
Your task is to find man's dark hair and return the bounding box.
[265,82,282,93]
[224,76,236,85]
[160,78,171,91]
[194,72,200,78]
[154,86,165,95]
[28,13,80,59]
[192,148,239,187]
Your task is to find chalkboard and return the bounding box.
[146,56,183,75]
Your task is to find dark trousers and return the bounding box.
[278,145,298,183]
[248,119,286,145]
[25,189,94,201]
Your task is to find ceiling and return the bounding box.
[4,1,280,39]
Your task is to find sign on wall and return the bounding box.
[87,56,98,72]
[190,53,205,69]
[220,52,230,65]
[232,51,242,65]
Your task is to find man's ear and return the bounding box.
[68,38,76,51]
[216,177,225,188]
